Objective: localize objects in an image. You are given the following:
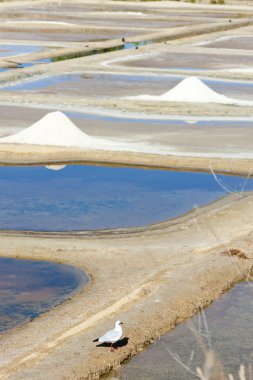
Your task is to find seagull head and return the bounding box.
[115,320,123,327]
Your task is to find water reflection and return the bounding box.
[3,73,253,102]
[0,165,253,231]
[0,44,43,58]
[109,282,253,379]
[0,257,88,333]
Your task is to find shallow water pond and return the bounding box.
[0,165,253,231]
[0,44,43,58]
[113,50,253,72]
[107,282,253,379]
[3,73,253,101]
[0,257,88,333]
[0,73,178,96]
[0,27,141,43]
[1,105,252,157]
[200,35,253,50]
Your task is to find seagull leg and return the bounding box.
[110,343,114,352]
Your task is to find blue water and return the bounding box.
[110,282,253,380]
[2,73,253,101]
[0,58,51,73]
[0,72,171,91]
[0,257,88,333]
[20,58,51,68]
[0,165,252,231]
[123,41,152,49]
[16,73,75,90]
[0,44,43,58]
[65,111,253,127]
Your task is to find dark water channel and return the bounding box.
[0,257,88,333]
[0,165,253,231]
[106,282,253,379]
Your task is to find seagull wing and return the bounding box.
[99,328,122,343]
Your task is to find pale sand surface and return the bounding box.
[5,73,253,106]
[0,111,252,380]
[189,25,253,50]
[0,13,252,76]
[0,193,253,379]
[125,77,253,106]
[107,48,253,77]
[1,89,253,118]
[1,105,253,166]
[0,18,194,30]
[1,1,253,379]
[1,0,248,68]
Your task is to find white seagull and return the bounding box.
[93,320,124,351]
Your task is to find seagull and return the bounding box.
[93,320,124,352]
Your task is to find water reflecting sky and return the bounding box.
[110,282,253,380]
[3,73,253,102]
[0,257,87,333]
[0,165,252,231]
[0,44,43,58]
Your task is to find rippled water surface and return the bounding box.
[0,165,253,231]
[107,282,253,379]
[0,257,88,333]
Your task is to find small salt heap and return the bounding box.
[130,77,253,106]
[0,111,95,147]
[0,111,163,154]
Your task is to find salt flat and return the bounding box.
[0,1,253,379]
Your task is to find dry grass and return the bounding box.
[221,248,248,260]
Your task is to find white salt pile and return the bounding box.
[0,111,96,147]
[128,77,253,106]
[0,111,161,153]
[0,111,252,159]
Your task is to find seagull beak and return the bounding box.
[120,322,124,325]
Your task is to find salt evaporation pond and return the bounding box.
[113,50,253,72]
[0,257,88,333]
[0,28,142,43]
[1,165,253,231]
[199,35,253,50]
[3,73,253,102]
[15,1,235,18]
[106,282,253,380]
[0,44,43,58]
[1,106,253,157]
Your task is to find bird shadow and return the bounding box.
[96,337,129,349]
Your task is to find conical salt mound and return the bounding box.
[0,111,163,154]
[132,77,253,106]
[160,77,229,103]
[0,111,94,147]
